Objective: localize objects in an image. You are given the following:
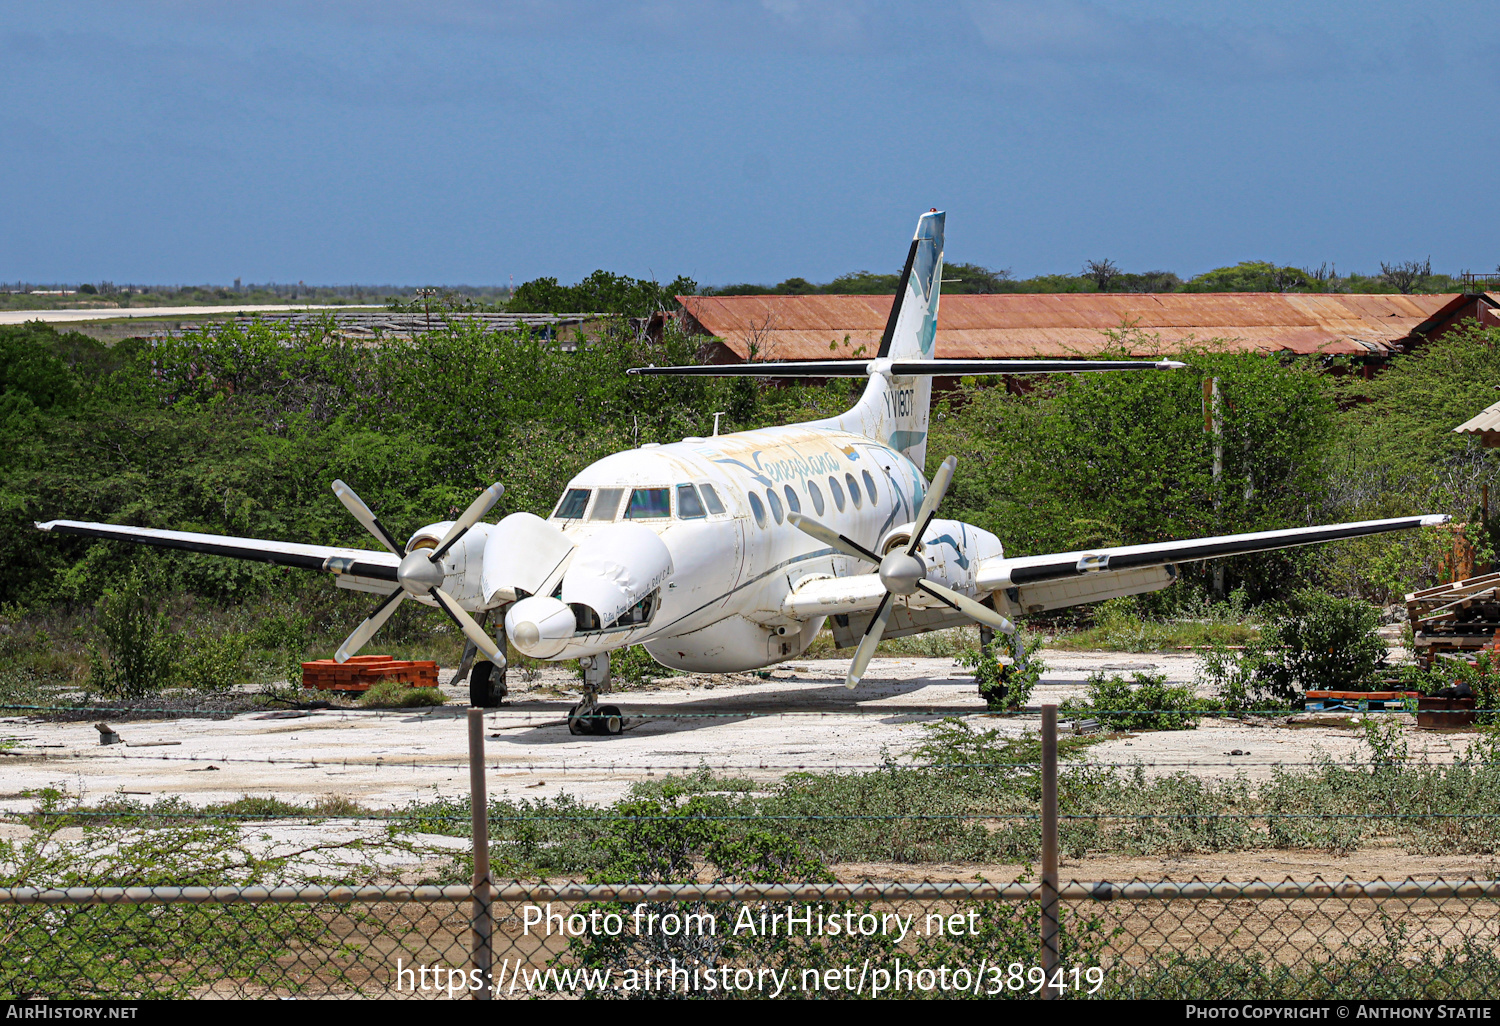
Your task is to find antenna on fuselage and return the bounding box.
[713,412,724,437]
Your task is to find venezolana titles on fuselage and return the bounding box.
[516,420,932,672]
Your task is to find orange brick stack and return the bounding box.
[300,654,440,692]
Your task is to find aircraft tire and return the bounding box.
[596,704,624,736]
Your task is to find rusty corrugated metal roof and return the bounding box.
[678,293,1461,362]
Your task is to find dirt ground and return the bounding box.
[1,649,1486,883]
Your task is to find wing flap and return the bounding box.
[36,520,401,582]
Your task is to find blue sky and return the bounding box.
[2,1,1497,286]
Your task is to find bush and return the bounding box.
[958,627,1044,709]
[1248,590,1387,699]
[358,680,447,708]
[89,578,180,698]
[1062,671,1202,731]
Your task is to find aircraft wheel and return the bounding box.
[470,662,506,708]
[567,705,593,736]
[596,704,625,736]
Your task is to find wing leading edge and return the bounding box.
[34,520,401,582]
[976,515,1448,591]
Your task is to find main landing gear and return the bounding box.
[568,652,626,736]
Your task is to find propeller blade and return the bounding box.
[332,480,404,555]
[787,512,880,564]
[906,455,957,556]
[335,589,407,663]
[846,592,894,688]
[431,482,505,562]
[430,587,505,667]
[452,609,489,684]
[915,580,1017,635]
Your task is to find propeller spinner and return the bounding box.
[331,479,507,667]
[788,455,1015,688]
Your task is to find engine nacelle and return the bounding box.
[505,595,578,659]
[481,511,575,607]
[876,518,1003,601]
[401,520,491,608]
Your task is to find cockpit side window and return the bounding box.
[698,483,726,515]
[625,487,671,519]
[676,483,706,519]
[553,488,590,520]
[591,488,624,521]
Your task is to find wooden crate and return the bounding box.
[301,655,440,692]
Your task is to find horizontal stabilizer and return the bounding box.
[628,358,1184,378]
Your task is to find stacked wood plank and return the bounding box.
[301,654,440,692]
[1406,571,1500,670]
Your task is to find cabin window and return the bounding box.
[765,488,784,524]
[862,470,878,506]
[553,488,590,520]
[828,475,846,512]
[625,487,671,519]
[783,485,801,515]
[591,488,624,521]
[807,480,825,516]
[676,483,706,519]
[846,472,862,509]
[748,490,767,528]
[699,483,726,515]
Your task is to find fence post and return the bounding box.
[468,707,493,1000]
[1040,703,1059,999]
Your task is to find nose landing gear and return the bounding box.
[566,653,627,736]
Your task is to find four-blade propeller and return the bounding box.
[788,455,1016,688]
[331,479,507,667]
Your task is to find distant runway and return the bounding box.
[0,304,382,325]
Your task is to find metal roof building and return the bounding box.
[674,292,1500,365]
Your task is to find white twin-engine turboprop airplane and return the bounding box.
[38,210,1446,735]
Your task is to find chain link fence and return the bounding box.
[4,879,1500,999]
[7,706,1500,999]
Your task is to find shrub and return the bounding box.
[1063,671,1202,731]
[1248,590,1387,699]
[959,628,1045,710]
[89,578,180,698]
[358,680,446,708]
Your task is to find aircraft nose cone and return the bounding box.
[505,596,576,659]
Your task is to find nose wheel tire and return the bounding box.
[596,704,624,735]
[567,702,626,736]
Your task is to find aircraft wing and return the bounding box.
[976,515,1447,592]
[35,520,401,584]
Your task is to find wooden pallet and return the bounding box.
[1303,691,1421,712]
[301,655,440,692]
[1407,572,1500,670]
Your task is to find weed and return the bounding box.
[358,679,446,708]
[1061,671,1203,730]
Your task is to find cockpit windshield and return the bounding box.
[625,487,671,519]
[553,488,590,520]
